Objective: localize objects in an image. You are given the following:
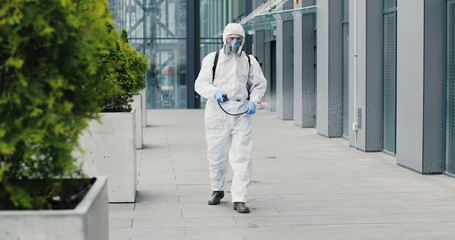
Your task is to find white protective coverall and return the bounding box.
[194,23,267,203]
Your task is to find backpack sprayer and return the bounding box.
[211,49,252,117]
[211,50,267,116]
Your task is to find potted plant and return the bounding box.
[78,28,148,203]
[0,0,118,239]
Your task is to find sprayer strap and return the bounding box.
[212,50,220,83]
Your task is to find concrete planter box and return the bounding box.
[0,177,109,240]
[133,94,143,149]
[79,110,137,202]
[141,89,147,127]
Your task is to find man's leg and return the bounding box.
[206,126,231,194]
[229,116,252,204]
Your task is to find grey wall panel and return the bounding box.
[350,0,384,152]
[264,41,274,111]
[253,30,266,67]
[396,0,424,172]
[327,2,343,137]
[276,20,294,120]
[294,12,304,126]
[316,0,343,137]
[302,14,316,127]
[316,0,330,135]
[294,0,316,127]
[348,0,355,146]
[422,0,445,173]
[352,0,368,149]
[245,1,253,55]
[253,30,268,107]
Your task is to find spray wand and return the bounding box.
[218,94,248,116]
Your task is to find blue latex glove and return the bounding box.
[215,91,226,103]
[245,102,256,115]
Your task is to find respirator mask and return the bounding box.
[224,37,244,55]
[229,38,241,53]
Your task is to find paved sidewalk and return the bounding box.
[109,109,455,240]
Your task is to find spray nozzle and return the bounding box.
[222,94,229,102]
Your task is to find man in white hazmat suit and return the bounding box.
[194,23,267,214]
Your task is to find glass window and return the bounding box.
[446,0,455,174]
[198,0,246,107]
[384,0,396,10]
[108,0,188,109]
[343,0,350,20]
[200,0,226,59]
[383,0,397,154]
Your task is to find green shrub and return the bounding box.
[101,29,148,112]
[120,30,147,94]
[0,0,120,209]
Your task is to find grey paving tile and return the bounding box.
[173,165,208,173]
[174,173,211,185]
[180,202,280,218]
[131,227,185,237]
[291,223,404,240]
[110,218,133,228]
[132,206,182,218]
[109,203,135,211]
[109,209,135,219]
[292,222,455,240]
[185,226,294,240]
[132,216,237,228]
[109,235,131,240]
[109,228,132,240]
[132,236,187,240]
[134,195,181,206]
[176,184,211,195]
[234,213,439,227]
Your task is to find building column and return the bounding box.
[253,30,266,69]
[293,0,316,127]
[348,0,383,151]
[263,37,276,112]
[396,0,444,173]
[316,0,343,137]
[245,1,253,54]
[276,19,294,120]
[186,0,200,109]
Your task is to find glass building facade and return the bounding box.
[106,1,454,175]
[199,0,249,107]
[108,0,248,109]
[109,0,188,109]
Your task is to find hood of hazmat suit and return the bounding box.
[223,23,245,55]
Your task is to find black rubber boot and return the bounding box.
[208,191,224,205]
[233,202,250,213]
